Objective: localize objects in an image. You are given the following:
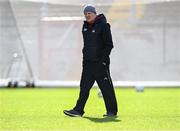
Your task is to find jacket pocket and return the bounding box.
[83,47,99,61]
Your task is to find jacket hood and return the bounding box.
[94,14,107,24]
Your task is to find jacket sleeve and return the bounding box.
[101,23,114,62]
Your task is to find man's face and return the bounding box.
[84,12,96,23]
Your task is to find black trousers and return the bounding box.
[73,61,118,114]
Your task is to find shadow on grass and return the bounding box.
[83,116,121,123]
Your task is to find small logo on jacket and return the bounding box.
[83,28,87,31]
[92,29,95,33]
[104,77,108,80]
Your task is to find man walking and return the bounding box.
[64,5,118,117]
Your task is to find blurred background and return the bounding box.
[0,0,180,87]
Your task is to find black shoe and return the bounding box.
[103,112,117,117]
[63,109,83,117]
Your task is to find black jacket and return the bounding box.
[82,14,113,63]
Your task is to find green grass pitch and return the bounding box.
[0,87,180,130]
